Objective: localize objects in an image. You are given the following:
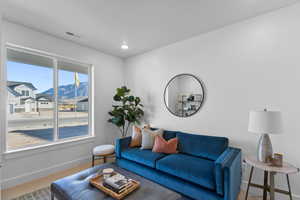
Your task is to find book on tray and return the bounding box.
[103,173,132,193]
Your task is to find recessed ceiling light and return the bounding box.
[121,43,129,50]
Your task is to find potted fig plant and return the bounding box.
[108,86,144,137]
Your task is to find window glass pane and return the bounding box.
[7,49,54,150]
[58,61,89,139]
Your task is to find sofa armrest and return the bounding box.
[115,136,131,158]
[215,147,241,199]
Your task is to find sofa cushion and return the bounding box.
[141,129,164,149]
[121,148,166,168]
[130,125,142,147]
[156,153,216,191]
[177,132,228,160]
[163,130,178,140]
[152,135,178,154]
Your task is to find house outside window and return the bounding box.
[5,45,93,151]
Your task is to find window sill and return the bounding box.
[3,135,96,160]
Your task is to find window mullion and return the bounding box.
[89,66,94,137]
[53,58,58,141]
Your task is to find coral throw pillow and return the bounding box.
[130,126,142,147]
[152,135,178,154]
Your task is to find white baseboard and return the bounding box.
[1,156,90,189]
[241,180,300,200]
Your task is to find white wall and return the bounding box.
[0,0,3,160]
[0,1,3,196]
[125,3,300,199]
[1,21,124,188]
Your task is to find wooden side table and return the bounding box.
[244,156,299,200]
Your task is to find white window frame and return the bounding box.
[1,43,95,154]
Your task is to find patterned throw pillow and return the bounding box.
[130,126,142,147]
[152,135,178,154]
[141,128,164,149]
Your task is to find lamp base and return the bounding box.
[257,134,273,163]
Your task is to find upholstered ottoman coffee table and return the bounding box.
[51,163,185,200]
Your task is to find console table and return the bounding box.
[244,156,299,200]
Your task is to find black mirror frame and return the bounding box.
[163,73,205,118]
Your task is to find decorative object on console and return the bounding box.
[108,86,144,137]
[248,109,283,163]
[152,135,178,154]
[140,128,163,149]
[163,74,205,118]
[270,153,283,167]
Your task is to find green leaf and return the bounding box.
[135,97,141,106]
[128,96,135,102]
[111,116,125,127]
[113,94,121,101]
[122,86,130,93]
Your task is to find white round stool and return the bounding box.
[92,144,115,167]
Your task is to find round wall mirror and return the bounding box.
[164,74,205,117]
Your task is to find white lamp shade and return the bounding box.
[248,110,283,134]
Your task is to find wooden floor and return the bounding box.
[1,160,261,200]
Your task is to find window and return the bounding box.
[58,61,89,139]
[21,90,29,96]
[6,45,93,151]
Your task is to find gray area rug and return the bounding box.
[11,187,51,200]
[12,187,190,200]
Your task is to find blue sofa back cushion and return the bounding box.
[177,132,229,161]
[150,128,178,141]
[163,130,178,140]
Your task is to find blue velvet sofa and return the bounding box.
[115,130,241,200]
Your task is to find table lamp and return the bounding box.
[248,109,283,163]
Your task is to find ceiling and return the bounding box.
[3,0,300,58]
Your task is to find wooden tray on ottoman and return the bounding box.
[90,173,140,200]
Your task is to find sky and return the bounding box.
[7,61,88,93]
